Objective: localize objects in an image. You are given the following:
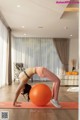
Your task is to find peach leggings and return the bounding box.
[35,67,60,100]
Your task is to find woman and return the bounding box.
[13,67,61,108]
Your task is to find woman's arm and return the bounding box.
[13,82,24,106]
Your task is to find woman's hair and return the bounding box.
[21,83,32,101]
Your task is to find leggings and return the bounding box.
[36,67,60,100]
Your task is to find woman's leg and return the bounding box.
[42,67,61,108]
[52,79,60,100]
[43,67,60,100]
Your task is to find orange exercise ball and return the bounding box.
[29,83,52,106]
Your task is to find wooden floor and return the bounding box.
[0,81,78,120]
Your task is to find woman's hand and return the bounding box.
[13,101,16,106]
[13,102,21,107]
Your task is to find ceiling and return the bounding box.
[0,0,79,38]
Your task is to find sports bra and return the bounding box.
[24,71,30,79]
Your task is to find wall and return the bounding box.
[69,38,79,71]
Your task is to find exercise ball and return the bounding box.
[29,83,52,106]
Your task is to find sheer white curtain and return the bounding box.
[0,20,8,87]
[12,37,62,81]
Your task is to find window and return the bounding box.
[12,37,62,81]
[0,20,8,87]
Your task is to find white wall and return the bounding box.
[69,38,79,71]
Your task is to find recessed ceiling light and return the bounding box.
[70,34,72,37]
[22,26,24,28]
[17,5,21,8]
[24,33,27,36]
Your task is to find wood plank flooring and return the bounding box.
[0,81,78,120]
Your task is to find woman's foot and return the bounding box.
[50,99,61,108]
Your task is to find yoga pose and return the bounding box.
[13,67,61,108]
